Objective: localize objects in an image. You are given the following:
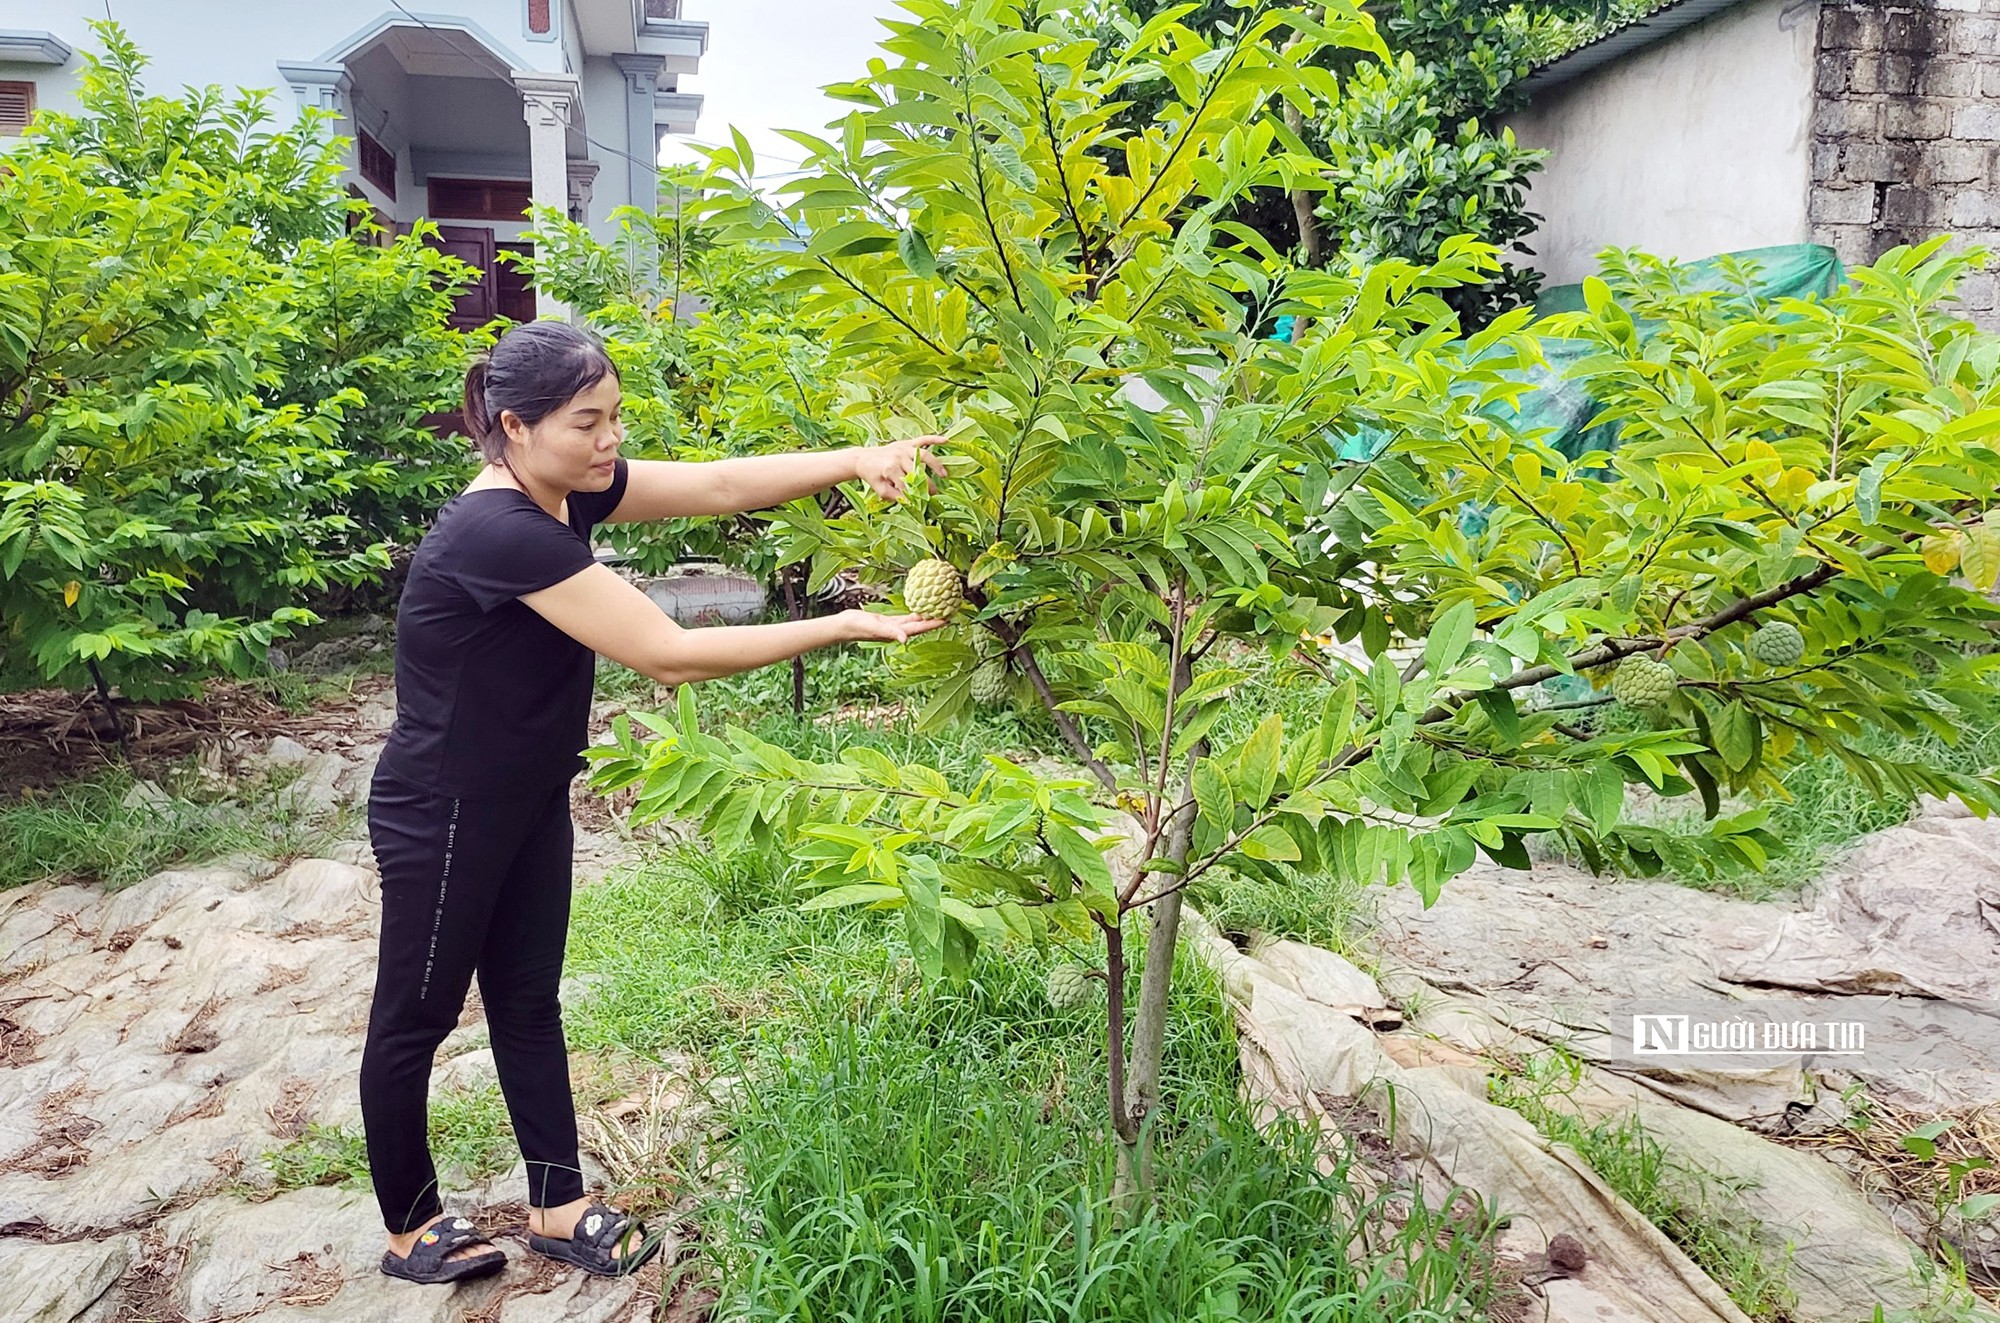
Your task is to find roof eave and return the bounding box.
[1521,0,1754,96]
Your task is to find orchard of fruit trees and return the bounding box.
[585,0,2000,1199]
[9,3,2000,1214]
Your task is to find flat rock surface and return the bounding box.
[0,692,684,1322]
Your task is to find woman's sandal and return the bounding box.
[526,1201,661,1277]
[379,1215,507,1285]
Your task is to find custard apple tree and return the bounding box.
[591,0,2000,1203]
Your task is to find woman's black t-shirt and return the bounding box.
[376,459,630,797]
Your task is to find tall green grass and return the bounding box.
[566,847,1512,1322]
[0,761,344,892]
[1489,1050,1798,1320]
[1618,690,2000,898]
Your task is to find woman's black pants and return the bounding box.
[360,769,585,1233]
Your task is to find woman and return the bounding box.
[365,321,948,1284]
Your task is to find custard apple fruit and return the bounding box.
[970,661,1011,706]
[1611,655,1676,709]
[1045,963,1093,1010]
[1748,621,1805,667]
[903,558,963,621]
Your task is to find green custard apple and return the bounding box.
[1611,655,1676,710]
[902,558,964,621]
[1749,621,1805,667]
[970,661,1011,706]
[1045,963,1094,1010]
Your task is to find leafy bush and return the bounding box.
[1315,54,1545,326]
[514,190,871,583]
[595,0,2000,1211]
[0,24,481,698]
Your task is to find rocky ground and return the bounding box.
[6,663,1999,1320]
[0,683,700,1323]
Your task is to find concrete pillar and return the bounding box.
[514,72,581,319]
[567,158,600,225]
[611,54,665,215]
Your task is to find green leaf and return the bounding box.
[897,226,938,280]
[801,883,905,910]
[1711,703,1761,774]
[1423,600,1475,679]
[1236,713,1282,809]
[1192,758,1235,836]
[1475,689,1520,745]
[1236,823,1301,862]
[1963,526,2000,591]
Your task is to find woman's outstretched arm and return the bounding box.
[521,563,944,686]
[603,435,949,522]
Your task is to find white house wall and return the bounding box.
[580,55,635,221]
[1505,0,1820,285]
[11,1,567,122]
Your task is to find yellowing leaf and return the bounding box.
[1923,532,1962,576]
[1776,465,1816,501]
[1745,439,1781,468]
[1963,525,2000,590]
[63,581,80,608]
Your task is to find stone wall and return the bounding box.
[1811,0,2000,326]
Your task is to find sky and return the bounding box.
[660,0,908,181]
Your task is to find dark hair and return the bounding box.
[462,321,619,466]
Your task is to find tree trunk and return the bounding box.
[1282,22,1324,275]
[781,566,806,716]
[1120,767,1199,1199]
[1286,99,1323,272]
[1102,917,1140,1211]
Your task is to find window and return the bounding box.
[0,82,35,136]
[357,129,396,200]
[426,177,533,222]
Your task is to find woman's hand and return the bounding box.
[854,435,949,502]
[840,609,951,644]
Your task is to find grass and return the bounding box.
[0,759,346,892]
[259,1085,517,1192]
[1613,691,2000,899]
[567,844,1515,1322]
[1488,1049,1799,1321]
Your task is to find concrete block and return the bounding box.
[1985,63,2000,97]
[1956,103,2000,140]
[1884,101,1951,139]
[1949,14,2000,51]
[1918,59,1980,97]
[1810,185,1880,225]
[1958,271,1999,310]
[1842,51,1882,93]
[1842,141,1919,182]
[1878,52,1919,94]
[1818,6,1881,50]
[1949,191,2000,228]
[1929,142,1993,183]
[1811,222,1881,266]
[1884,8,1947,50]
[1818,98,1881,139]
[1813,140,1844,181]
[1882,184,1947,226]
[1816,52,1848,94]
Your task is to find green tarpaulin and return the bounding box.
[1334,244,1847,465]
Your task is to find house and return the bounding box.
[1505,0,2000,330]
[1,1,710,321]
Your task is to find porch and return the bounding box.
[278,10,701,322]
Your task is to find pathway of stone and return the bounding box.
[0,684,696,1323]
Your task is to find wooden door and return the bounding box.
[494,242,537,323]
[426,224,497,329]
